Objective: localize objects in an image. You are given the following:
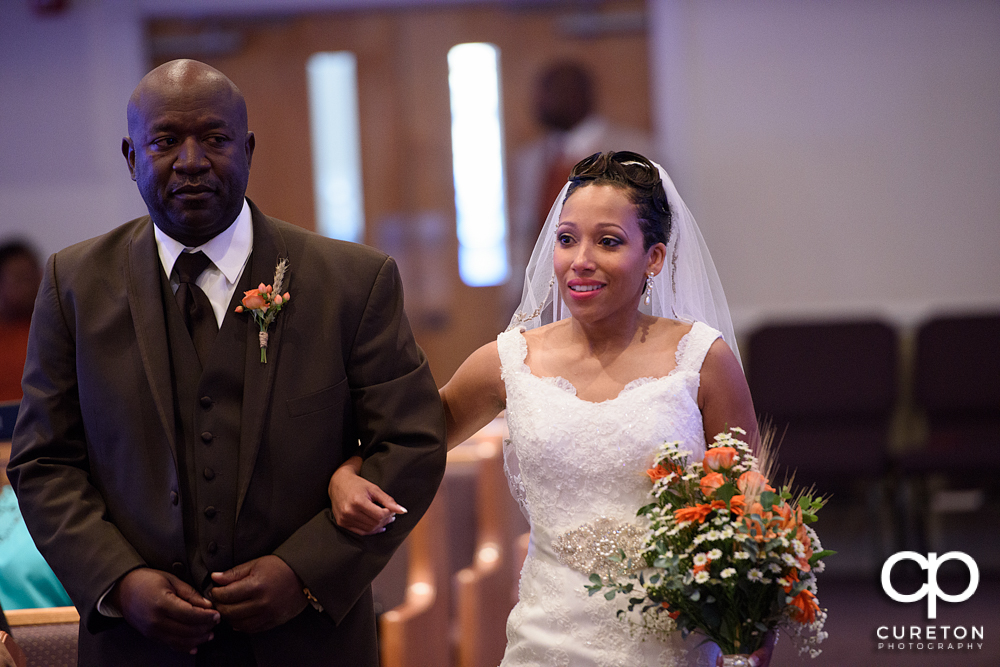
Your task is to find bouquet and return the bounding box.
[587,428,833,658]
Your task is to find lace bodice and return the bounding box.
[498,321,722,667]
[501,321,718,532]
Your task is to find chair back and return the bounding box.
[746,320,899,485]
[913,313,1000,453]
[5,606,79,667]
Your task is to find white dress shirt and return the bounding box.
[153,199,254,327]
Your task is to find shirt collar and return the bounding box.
[154,199,253,283]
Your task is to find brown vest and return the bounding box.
[159,261,252,593]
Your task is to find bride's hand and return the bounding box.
[328,456,407,535]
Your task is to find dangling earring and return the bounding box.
[644,272,654,306]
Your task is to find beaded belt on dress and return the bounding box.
[550,516,646,579]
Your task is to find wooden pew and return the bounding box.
[450,420,526,667]
[378,484,451,667]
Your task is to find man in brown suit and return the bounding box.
[7,59,446,666]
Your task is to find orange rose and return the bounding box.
[737,470,774,497]
[242,288,267,311]
[728,494,747,516]
[699,472,726,499]
[703,446,738,472]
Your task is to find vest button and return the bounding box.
[204,506,217,519]
[207,541,218,556]
[201,431,214,443]
[200,396,213,409]
[172,561,186,575]
[203,468,215,481]
[170,491,179,506]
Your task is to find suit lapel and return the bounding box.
[125,219,177,455]
[236,202,289,515]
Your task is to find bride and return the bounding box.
[329,152,769,666]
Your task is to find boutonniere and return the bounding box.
[235,258,290,363]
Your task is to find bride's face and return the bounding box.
[554,184,665,323]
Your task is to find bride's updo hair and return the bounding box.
[565,151,671,250]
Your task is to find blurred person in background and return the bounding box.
[0,242,42,402]
[508,61,652,310]
[0,465,73,610]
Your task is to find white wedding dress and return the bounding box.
[498,321,722,667]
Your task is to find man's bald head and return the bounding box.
[127,59,248,137]
[123,59,255,247]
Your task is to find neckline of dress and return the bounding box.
[512,322,699,405]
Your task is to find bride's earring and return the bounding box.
[644,273,654,305]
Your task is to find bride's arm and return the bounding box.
[329,341,506,534]
[697,338,761,450]
[439,340,506,449]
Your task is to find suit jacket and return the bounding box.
[7,201,447,666]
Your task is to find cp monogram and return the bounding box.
[881,551,979,619]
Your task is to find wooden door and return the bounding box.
[150,2,650,384]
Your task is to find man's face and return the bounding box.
[123,77,254,247]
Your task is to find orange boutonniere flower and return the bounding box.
[235,259,290,363]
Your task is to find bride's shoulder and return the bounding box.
[643,316,695,344]
[518,319,569,346]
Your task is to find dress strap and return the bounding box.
[497,327,530,381]
[674,321,723,375]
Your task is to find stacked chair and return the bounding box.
[897,313,1000,551]
[745,320,900,570]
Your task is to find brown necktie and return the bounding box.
[174,251,218,366]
